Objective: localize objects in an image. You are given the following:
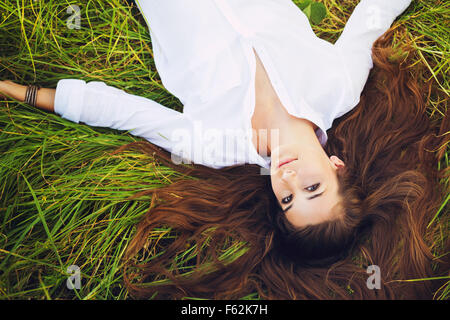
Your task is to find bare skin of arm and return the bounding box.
[0,80,55,113]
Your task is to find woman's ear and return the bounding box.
[330,155,345,168]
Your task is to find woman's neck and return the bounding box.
[251,49,319,156]
[252,98,319,156]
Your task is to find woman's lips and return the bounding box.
[278,158,297,168]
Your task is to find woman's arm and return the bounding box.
[1,78,198,162]
[333,0,412,107]
[0,80,56,113]
[335,0,412,52]
[1,78,224,167]
[51,79,198,163]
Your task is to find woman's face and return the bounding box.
[270,143,345,228]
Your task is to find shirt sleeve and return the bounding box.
[334,0,412,110]
[54,79,196,164]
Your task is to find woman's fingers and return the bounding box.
[0,81,7,99]
[0,80,13,99]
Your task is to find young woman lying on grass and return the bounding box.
[1,0,448,299]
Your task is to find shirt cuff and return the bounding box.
[54,79,87,123]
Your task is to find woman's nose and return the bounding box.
[281,169,296,182]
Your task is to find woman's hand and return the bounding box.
[0,80,55,113]
[0,80,25,102]
[0,80,13,99]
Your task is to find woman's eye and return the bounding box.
[281,194,293,204]
[305,183,320,192]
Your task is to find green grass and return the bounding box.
[0,0,448,300]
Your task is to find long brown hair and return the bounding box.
[112,28,449,299]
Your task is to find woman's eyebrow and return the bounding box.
[282,190,325,213]
[283,204,293,213]
[307,190,325,200]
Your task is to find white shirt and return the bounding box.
[54,0,412,170]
